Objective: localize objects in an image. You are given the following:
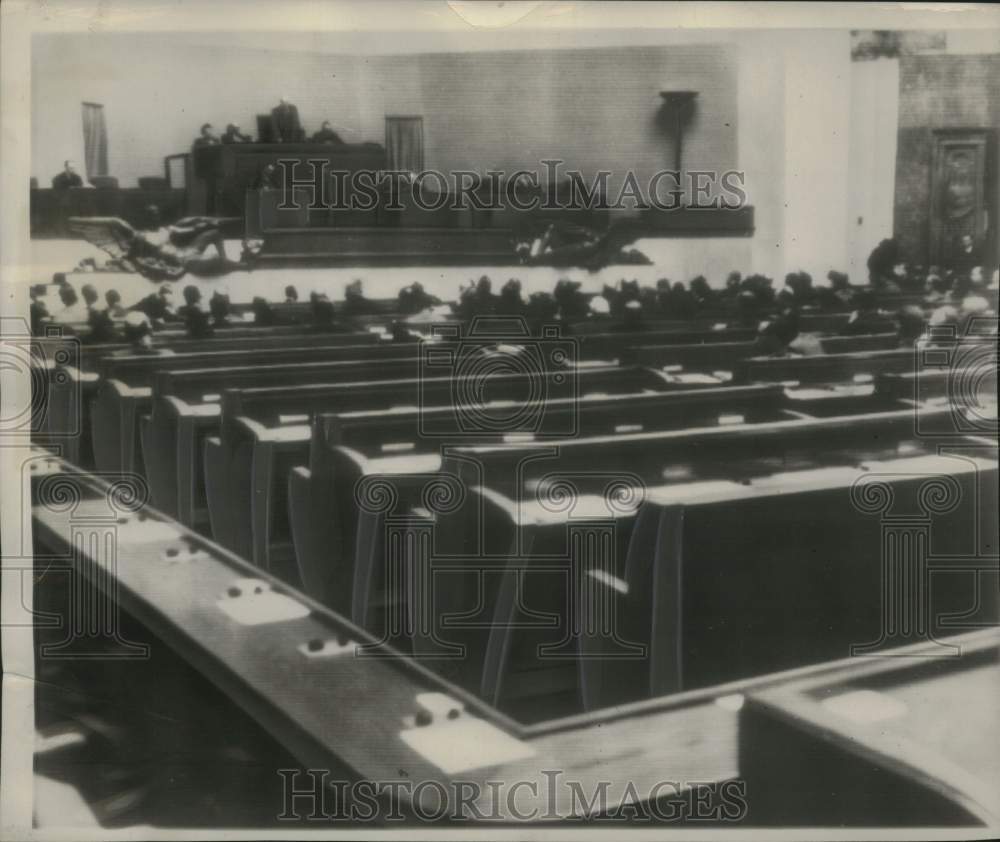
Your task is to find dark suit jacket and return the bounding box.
[271,103,303,142]
[311,128,344,144]
[52,171,84,190]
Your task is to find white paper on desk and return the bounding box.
[115,518,182,543]
[674,373,721,384]
[217,580,310,626]
[400,717,535,774]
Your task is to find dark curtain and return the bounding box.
[385,116,424,174]
[81,102,108,179]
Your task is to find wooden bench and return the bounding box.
[143,353,428,523]
[85,340,414,474]
[286,384,790,617]
[209,365,675,571]
[734,347,922,386]
[292,366,976,632]
[38,451,991,821]
[407,408,998,718]
[43,329,381,465]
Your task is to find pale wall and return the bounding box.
[32,30,889,285]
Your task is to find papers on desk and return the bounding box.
[663,372,723,384]
[216,578,310,626]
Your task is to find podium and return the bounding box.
[191,142,386,217]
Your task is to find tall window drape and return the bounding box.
[385,116,425,174]
[81,102,108,180]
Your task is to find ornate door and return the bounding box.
[930,130,995,269]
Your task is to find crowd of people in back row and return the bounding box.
[30,234,998,357]
[191,96,346,148]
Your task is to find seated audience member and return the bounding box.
[689,275,716,308]
[896,305,927,346]
[775,286,796,310]
[119,312,173,356]
[953,234,981,278]
[498,279,526,316]
[754,307,802,356]
[271,96,303,143]
[824,270,853,307]
[51,284,88,324]
[193,123,220,148]
[104,289,127,319]
[398,282,439,315]
[553,279,588,320]
[251,296,277,326]
[131,283,180,326]
[342,279,377,316]
[221,123,253,144]
[951,272,974,303]
[209,291,232,328]
[902,263,926,291]
[284,285,299,304]
[309,292,338,331]
[866,237,900,286]
[734,289,762,329]
[925,272,950,303]
[621,299,644,332]
[653,279,672,314]
[80,284,99,312]
[29,286,51,336]
[741,273,776,307]
[79,284,116,343]
[786,271,816,306]
[311,121,343,144]
[177,285,213,339]
[526,291,559,328]
[666,282,697,319]
[51,160,87,190]
[253,163,281,190]
[456,276,497,320]
[840,289,896,336]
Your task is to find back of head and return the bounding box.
[827,270,849,290]
[252,296,276,325]
[209,292,230,320]
[312,297,336,328]
[765,307,800,346]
